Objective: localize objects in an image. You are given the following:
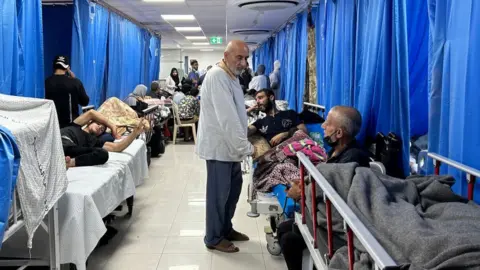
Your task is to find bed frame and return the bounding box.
[0,185,61,270]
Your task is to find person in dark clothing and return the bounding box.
[45,56,90,128]
[248,89,307,146]
[62,109,144,168]
[278,106,371,270]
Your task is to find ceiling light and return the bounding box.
[161,15,195,21]
[200,49,214,52]
[186,36,207,40]
[175,27,202,32]
[192,42,209,46]
[143,0,184,2]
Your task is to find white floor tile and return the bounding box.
[86,144,286,269]
[211,253,266,270]
[163,236,209,254]
[156,254,212,270]
[103,253,162,270]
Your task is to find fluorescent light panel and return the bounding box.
[161,15,195,21]
[144,0,184,2]
[193,42,210,45]
[200,49,214,52]
[175,27,202,32]
[186,36,207,40]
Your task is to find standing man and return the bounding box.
[188,59,200,88]
[45,56,89,128]
[196,40,256,253]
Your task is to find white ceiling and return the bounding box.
[103,0,309,51]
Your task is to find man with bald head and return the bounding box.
[278,105,371,270]
[196,40,256,253]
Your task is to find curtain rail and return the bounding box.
[92,0,161,38]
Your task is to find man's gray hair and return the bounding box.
[331,106,362,137]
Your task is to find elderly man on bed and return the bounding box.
[278,106,371,270]
[61,109,144,168]
[247,89,307,146]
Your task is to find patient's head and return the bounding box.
[86,122,106,137]
[321,106,362,147]
[255,89,275,113]
[188,88,199,97]
[151,81,160,93]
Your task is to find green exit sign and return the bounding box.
[210,36,223,45]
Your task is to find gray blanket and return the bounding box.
[305,163,480,270]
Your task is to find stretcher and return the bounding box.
[242,102,327,255]
[296,151,480,270]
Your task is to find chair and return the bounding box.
[172,102,197,144]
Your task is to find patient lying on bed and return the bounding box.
[61,109,145,168]
[247,89,307,146]
[278,106,370,270]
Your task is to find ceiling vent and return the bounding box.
[245,41,258,45]
[234,0,300,11]
[231,29,270,35]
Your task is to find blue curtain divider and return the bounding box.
[149,35,161,83]
[295,11,308,112]
[315,0,411,175]
[106,13,145,99]
[71,0,109,108]
[274,28,287,99]
[407,0,429,137]
[0,0,44,98]
[428,0,480,202]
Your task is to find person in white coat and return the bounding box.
[196,40,257,253]
[269,60,281,97]
[165,68,181,95]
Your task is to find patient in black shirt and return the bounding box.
[247,89,307,146]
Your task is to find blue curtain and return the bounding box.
[139,29,151,86]
[284,22,298,111]
[407,0,429,137]
[428,0,480,202]
[71,0,109,108]
[106,13,144,99]
[274,28,287,99]
[0,0,44,98]
[42,5,74,79]
[315,0,411,175]
[295,11,308,112]
[149,35,161,83]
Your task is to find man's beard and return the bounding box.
[259,100,273,112]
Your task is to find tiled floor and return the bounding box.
[87,143,288,270]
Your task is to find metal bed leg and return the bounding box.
[126,196,134,218]
[301,249,314,270]
[48,203,60,270]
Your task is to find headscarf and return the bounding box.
[125,84,147,106]
[274,60,281,71]
[170,68,180,86]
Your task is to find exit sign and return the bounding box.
[210,36,223,45]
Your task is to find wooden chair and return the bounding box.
[172,102,197,144]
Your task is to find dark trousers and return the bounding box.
[204,160,243,246]
[63,143,109,167]
[278,219,307,270]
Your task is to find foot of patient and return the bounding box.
[65,157,76,169]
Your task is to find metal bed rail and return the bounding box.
[303,102,326,118]
[428,152,480,201]
[297,152,397,270]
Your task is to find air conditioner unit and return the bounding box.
[231,29,270,35]
[234,0,300,11]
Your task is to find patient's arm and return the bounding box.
[297,123,307,134]
[103,120,144,152]
[248,125,257,137]
[74,110,118,136]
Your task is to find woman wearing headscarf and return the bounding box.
[165,68,181,95]
[125,84,148,116]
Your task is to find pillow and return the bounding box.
[300,109,325,124]
[248,134,271,160]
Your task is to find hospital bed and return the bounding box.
[242,102,327,255]
[296,151,480,270]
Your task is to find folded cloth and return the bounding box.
[282,138,327,164]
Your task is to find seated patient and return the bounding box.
[278,106,371,270]
[178,87,200,121]
[61,109,144,168]
[248,89,307,146]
